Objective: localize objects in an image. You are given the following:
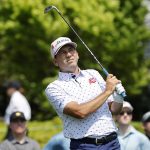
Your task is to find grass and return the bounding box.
[132,121,144,133]
[0,117,144,149]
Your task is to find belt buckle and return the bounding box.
[95,138,103,145]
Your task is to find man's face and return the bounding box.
[143,122,150,135]
[54,45,79,72]
[6,88,16,97]
[117,107,133,126]
[10,119,27,135]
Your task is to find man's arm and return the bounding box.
[64,90,112,119]
[64,74,120,119]
[109,101,123,115]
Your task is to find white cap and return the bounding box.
[142,111,150,123]
[50,37,77,58]
[122,101,133,111]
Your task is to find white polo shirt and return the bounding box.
[45,69,117,139]
[4,91,31,124]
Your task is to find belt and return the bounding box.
[71,132,117,145]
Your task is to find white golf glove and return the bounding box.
[113,91,124,103]
[115,83,125,95]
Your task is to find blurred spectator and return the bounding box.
[43,132,70,150]
[4,81,31,125]
[5,81,31,124]
[116,101,150,150]
[4,81,31,139]
[142,111,150,140]
[0,111,40,150]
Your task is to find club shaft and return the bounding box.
[62,16,109,74]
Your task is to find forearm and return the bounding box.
[110,101,123,115]
[64,90,112,119]
[64,74,121,119]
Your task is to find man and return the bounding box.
[4,81,31,125]
[116,101,150,150]
[142,111,150,140]
[45,37,125,150]
[0,111,40,150]
[43,132,70,150]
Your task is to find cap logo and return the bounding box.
[55,38,70,48]
[56,38,69,44]
[16,112,21,116]
[89,77,96,84]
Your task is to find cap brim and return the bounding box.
[10,116,26,122]
[54,42,77,57]
[123,106,133,111]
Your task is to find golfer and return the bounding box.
[45,37,125,150]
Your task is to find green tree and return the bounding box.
[0,0,149,119]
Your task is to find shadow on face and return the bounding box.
[6,88,16,97]
[143,122,150,133]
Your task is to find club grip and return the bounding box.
[102,68,127,98]
[120,91,127,98]
[116,83,127,98]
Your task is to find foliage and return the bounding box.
[0,0,150,119]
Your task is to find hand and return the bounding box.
[115,83,125,95]
[105,74,121,94]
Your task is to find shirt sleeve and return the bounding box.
[43,133,70,150]
[4,96,16,124]
[4,92,31,124]
[45,83,75,114]
[43,140,54,150]
[14,93,31,121]
[43,134,61,150]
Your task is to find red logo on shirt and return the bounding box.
[89,77,96,84]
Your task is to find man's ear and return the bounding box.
[53,59,58,66]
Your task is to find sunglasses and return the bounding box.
[11,118,26,123]
[119,111,132,116]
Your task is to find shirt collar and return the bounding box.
[12,91,19,96]
[118,125,136,138]
[58,68,84,81]
[9,136,29,144]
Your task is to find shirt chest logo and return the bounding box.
[89,77,96,84]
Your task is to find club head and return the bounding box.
[44,5,59,14]
[44,6,54,13]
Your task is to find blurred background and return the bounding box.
[0,0,150,147]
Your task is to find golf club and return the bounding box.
[44,5,126,98]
